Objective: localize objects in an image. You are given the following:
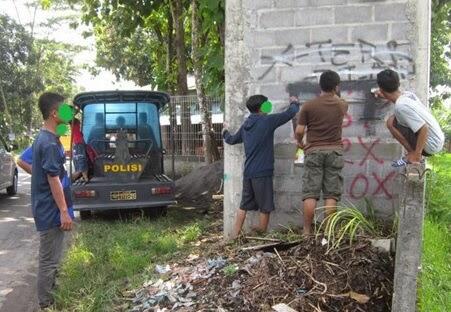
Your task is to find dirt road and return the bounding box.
[0,171,39,312]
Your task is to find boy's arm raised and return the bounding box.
[268,98,300,129]
[223,125,243,145]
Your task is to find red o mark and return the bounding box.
[372,171,397,199]
[349,173,369,200]
[342,113,353,128]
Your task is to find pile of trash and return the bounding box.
[128,237,394,312]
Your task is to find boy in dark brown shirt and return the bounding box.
[295,70,348,235]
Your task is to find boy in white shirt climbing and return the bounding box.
[375,69,444,166]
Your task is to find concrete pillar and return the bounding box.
[224,0,430,237]
[392,165,427,312]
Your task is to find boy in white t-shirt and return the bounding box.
[376,69,444,167]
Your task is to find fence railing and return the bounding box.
[161,95,225,162]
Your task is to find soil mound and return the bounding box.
[175,160,223,203]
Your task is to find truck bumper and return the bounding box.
[71,176,176,211]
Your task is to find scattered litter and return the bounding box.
[207,257,227,270]
[272,303,299,312]
[321,237,328,246]
[128,237,393,312]
[155,264,171,274]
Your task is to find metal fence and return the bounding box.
[161,95,224,162]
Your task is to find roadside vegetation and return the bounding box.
[418,153,451,311]
[51,208,208,312]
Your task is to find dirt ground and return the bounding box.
[128,204,394,312]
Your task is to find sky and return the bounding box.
[0,0,140,91]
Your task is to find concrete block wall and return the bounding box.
[224,0,430,237]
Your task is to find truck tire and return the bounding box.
[6,171,18,196]
[80,210,92,220]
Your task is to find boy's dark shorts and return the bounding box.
[393,118,431,156]
[240,176,275,213]
[302,150,344,201]
[73,143,88,172]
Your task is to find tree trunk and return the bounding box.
[166,4,177,177]
[169,0,191,156]
[191,0,220,164]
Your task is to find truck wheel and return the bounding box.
[80,210,92,220]
[6,172,18,196]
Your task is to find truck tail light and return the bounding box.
[151,187,172,195]
[74,190,96,198]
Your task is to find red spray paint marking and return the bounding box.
[342,112,353,128]
[358,137,384,166]
[342,138,354,164]
[349,173,369,200]
[372,171,396,199]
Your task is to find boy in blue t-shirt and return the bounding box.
[29,92,74,309]
[17,146,75,220]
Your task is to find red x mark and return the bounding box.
[372,171,397,199]
[342,112,353,128]
[358,137,384,166]
[342,138,354,164]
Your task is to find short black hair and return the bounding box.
[38,92,64,120]
[246,95,268,113]
[319,70,340,92]
[377,69,400,93]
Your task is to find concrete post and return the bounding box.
[392,165,427,312]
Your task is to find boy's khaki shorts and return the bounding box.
[302,150,344,201]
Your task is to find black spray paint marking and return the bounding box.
[286,80,390,121]
[258,39,415,81]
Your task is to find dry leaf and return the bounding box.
[348,291,370,304]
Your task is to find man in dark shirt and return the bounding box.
[296,71,348,235]
[223,95,300,238]
[31,92,74,309]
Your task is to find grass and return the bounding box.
[418,219,451,311]
[418,153,451,311]
[51,208,206,312]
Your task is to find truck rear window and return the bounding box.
[82,102,161,153]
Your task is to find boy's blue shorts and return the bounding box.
[240,176,275,213]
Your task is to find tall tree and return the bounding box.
[430,0,451,89]
[192,0,220,162]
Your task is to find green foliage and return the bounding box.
[222,264,239,277]
[179,223,202,243]
[418,219,451,311]
[53,210,206,311]
[430,0,451,88]
[430,95,451,140]
[0,13,80,148]
[425,153,451,224]
[318,202,384,251]
[419,152,451,311]
[53,0,225,95]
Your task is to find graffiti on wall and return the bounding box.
[259,39,415,81]
[258,39,410,202]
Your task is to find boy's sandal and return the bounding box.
[392,157,425,168]
[392,157,409,168]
